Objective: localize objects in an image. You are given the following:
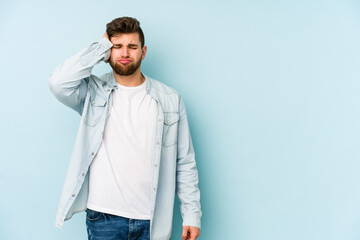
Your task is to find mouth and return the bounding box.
[118,59,132,64]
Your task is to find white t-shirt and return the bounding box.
[87,78,157,220]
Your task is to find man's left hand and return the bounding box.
[181,226,200,240]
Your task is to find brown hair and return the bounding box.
[106,17,145,47]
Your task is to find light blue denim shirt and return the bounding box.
[48,37,201,240]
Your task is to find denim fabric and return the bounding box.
[86,209,150,240]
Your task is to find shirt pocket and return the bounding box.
[162,112,180,147]
[83,88,107,127]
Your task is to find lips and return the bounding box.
[118,59,132,64]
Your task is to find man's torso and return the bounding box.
[87,79,157,220]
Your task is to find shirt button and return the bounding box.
[72,194,75,197]
[153,188,156,191]
[82,173,85,176]
[95,52,98,55]
[156,142,160,145]
[107,89,110,91]
[158,119,162,122]
[92,101,95,104]
[154,164,158,167]
[91,152,94,155]
[167,120,170,124]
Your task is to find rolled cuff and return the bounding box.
[182,213,201,229]
[97,37,113,61]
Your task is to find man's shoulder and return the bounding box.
[146,75,179,96]
[99,72,113,83]
[87,72,113,87]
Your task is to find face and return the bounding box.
[108,32,147,76]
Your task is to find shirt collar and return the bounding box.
[106,71,159,101]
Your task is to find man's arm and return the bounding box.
[176,96,202,239]
[48,34,112,115]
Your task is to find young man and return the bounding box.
[48,17,201,240]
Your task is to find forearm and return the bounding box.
[48,37,112,114]
[177,146,201,228]
[176,97,202,229]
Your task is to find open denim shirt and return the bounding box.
[48,37,201,240]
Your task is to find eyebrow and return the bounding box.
[113,43,139,47]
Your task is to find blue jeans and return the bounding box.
[86,209,150,240]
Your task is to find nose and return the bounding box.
[120,47,130,58]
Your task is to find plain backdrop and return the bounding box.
[1,0,360,239]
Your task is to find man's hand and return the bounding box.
[181,226,200,240]
[103,32,110,63]
[103,32,109,40]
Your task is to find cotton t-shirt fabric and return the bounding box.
[87,79,157,220]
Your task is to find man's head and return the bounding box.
[106,17,145,47]
[106,17,147,76]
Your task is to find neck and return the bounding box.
[113,68,145,87]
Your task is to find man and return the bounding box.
[48,17,201,240]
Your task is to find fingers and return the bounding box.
[182,226,200,240]
[181,226,190,240]
[103,32,109,40]
[190,230,200,240]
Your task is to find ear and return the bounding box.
[141,46,147,60]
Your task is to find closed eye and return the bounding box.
[128,44,138,49]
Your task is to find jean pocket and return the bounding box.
[86,209,103,221]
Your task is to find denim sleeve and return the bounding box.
[176,96,202,229]
[48,37,113,115]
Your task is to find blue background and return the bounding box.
[1,0,360,239]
